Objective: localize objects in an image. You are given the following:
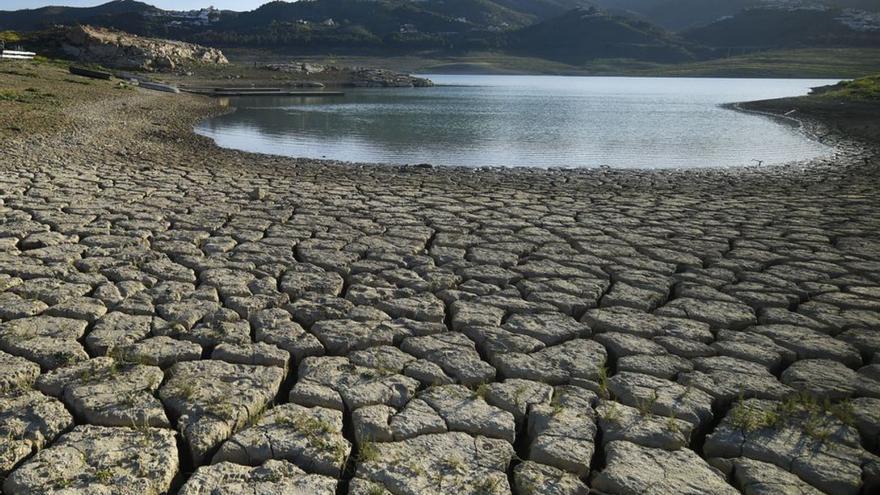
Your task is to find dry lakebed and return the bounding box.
[0,61,879,495]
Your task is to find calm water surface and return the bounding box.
[195,75,838,169]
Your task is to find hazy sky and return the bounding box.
[3,0,269,11]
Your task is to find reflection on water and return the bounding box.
[195,75,838,169]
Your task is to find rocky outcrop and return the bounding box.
[58,25,227,71]
[265,62,434,88]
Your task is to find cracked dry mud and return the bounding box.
[1,77,880,495]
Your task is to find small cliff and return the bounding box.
[58,25,227,72]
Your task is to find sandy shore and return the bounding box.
[2,61,880,494]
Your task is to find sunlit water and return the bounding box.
[195,75,839,169]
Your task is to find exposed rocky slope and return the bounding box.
[265,63,434,88]
[58,24,228,71]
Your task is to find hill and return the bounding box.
[2,0,880,72]
[509,7,700,64]
[683,8,880,49]
[0,0,158,32]
[591,0,880,31]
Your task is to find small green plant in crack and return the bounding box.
[830,400,855,427]
[475,475,504,494]
[636,390,659,416]
[803,408,831,442]
[247,404,269,427]
[212,403,237,422]
[79,367,96,383]
[94,468,113,484]
[130,418,155,448]
[358,439,381,463]
[730,394,781,432]
[175,381,197,400]
[54,476,74,489]
[366,484,386,495]
[120,390,141,407]
[277,415,335,436]
[666,414,681,435]
[440,455,468,473]
[473,382,491,401]
[597,363,611,399]
[549,395,565,416]
[600,402,622,424]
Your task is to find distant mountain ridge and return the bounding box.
[510,6,701,63]
[1,0,878,66]
[0,0,160,32]
[683,7,880,49]
[592,0,880,30]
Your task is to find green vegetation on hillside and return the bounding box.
[816,74,880,100]
[3,1,880,78]
[254,47,880,79]
[684,8,880,49]
[0,30,22,43]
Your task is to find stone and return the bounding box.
[0,292,48,320]
[732,457,825,495]
[514,461,589,495]
[311,319,396,355]
[494,338,607,386]
[781,359,880,400]
[294,356,419,411]
[679,355,794,406]
[750,325,862,367]
[280,267,344,299]
[45,296,108,323]
[160,360,284,465]
[596,400,693,450]
[213,403,351,477]
[851,397,880,450]
[3,425,179,495]
[582,306,713,341]
[617,354,693,379]
[0,391,73,476]
[655,298,756,330]
[484,379,553,426]
[594,332,667,359]
[36,357,168,427]
[419,384,516,443]
[211,341,289,369]
[112,335,202,368]
[502,313,590,346]
[352,432,514,494]
[86,311,153,355]
[0,350,41,392]
[179,460,338,495]
[251,308,325,361]
[390,398,449,440]
[704,398,874,495]
[592,440,739,495]
[400,332,496,385]
[59,24,228,70]
[450,300,505,330]
[607,372,713,427]
[0,316,89,370]
[527,385,597,476]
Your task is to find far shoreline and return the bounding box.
[191,77,856,174]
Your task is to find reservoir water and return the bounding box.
[195,75,838,169]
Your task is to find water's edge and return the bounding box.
[195,77,843,171]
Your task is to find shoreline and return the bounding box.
[193,87,872,176]
[2,61,880,495]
